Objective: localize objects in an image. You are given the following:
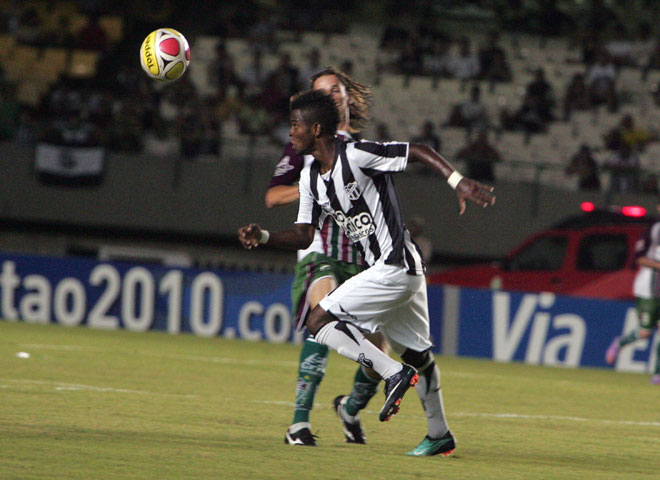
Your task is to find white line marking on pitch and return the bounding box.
[20,344,104,352]
[139,351,299,368]
[246,399,660,428]
[0,378,198,398]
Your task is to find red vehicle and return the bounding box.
[429,207,655,300]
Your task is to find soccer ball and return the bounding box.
[140,28,190,82]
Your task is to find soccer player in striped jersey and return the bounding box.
[239,89,495,456]
[267,67,389,446]
[606,198,660,384]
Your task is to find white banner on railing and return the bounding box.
[35,143,105,178]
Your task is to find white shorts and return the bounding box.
[318,262,433,353]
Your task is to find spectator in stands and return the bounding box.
[603,114,655,153]
[605,23,635,68]
[564,144,600,191]
[422,39,450,87]
[642,38,660,81]
[376,35,402,78]
[444,36,480,85]
[455,128,501,181]
[210,42,242,94]
[269,52,302,107]
[525,67,555,123]
[340,59,354,77]
[396,40,423,78]
[240,49,267,98]
[562,72,589,121]
[247,8,277,53]
[586,50,618,112]
[500,94,547,141]
[375,122,392,142]
[605,142,640,194]
[13,7,41,46]
[446,83,490,137]
[380,22,409,49]
[412,120,441,152]
[479,30,512,87]
[41,15,77,49]
[299,48,322,83]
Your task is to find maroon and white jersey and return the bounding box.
[269,132,363,264]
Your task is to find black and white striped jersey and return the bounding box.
[296,137,425,275]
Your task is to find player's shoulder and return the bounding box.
[273,143,305,176]
[349,139,408,157]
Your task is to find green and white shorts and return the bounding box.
[636,297,660,331]
[292,252,364,331]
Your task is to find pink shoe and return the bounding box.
[650,374,660,385]
[605,336,621,365]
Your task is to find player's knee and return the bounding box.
[306,305,332,336]
[401,348,432,370]
[365,332,390,354]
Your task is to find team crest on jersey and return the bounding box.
[344,181,362,201]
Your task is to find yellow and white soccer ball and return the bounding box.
[140,28,190,82]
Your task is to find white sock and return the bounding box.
[416,356,449,439]
[314,321,401,379]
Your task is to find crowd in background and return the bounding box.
[2,1,660,192]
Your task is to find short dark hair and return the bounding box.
[290,89,339,137]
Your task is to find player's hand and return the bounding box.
[455,178,495,215]
[238,223,262,249]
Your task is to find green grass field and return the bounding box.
[1,321,658,480]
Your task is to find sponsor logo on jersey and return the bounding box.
[344,181,362,201]
[333,211,376,241]
[273,156,295,177]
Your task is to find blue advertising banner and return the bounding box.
[0,253,301,344]
[2,251,656,374]
[427,285,659,374]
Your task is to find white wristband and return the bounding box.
[447,171,464,190]
[259,229,270,244]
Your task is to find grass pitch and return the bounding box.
[1,321,658,480]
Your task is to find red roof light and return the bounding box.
[621,206,646,217]
[581,202,595,212]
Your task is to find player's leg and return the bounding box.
[310,263,423,423]
[380,275,456,456]
[285,258,336,446]
[329,259,387,443]
[649,304,660,385]
[333,332,388,444]
[607,298,653,365]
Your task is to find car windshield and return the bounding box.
[508,235,568,271]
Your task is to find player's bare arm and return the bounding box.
[636,257,660,270]
[265,185,300,208]
[238,223,315,250]
[408,143,496,215]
